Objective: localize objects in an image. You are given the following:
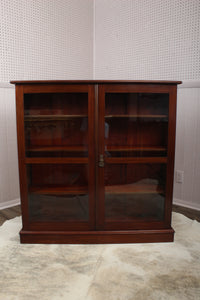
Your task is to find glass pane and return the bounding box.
[24,93,88,157]
[105,164,166,222]
[27,164,89,222]
[105,93,169,158]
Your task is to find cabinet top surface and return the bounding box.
[10,80,182,85]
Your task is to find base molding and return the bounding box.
[173,198,200,211]
[20,228,175,244]
[0,198,20,210]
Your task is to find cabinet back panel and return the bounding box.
[24,93,89,157]
[27,164,88,187]
[24,93,88,115]
[105,93,169,116]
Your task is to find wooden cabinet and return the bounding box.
[11,80,181,243]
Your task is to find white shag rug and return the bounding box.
[0,213,200,300]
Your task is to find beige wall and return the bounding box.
[173,83,200,210]
[94,0,200,80]
[0,0,93,82]
[0,85,19,208]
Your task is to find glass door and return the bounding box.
[23,85,95,230]
[97,85,170,230]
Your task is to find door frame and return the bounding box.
[96,83,177,230]
[16,83,96,231]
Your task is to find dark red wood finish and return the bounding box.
[15,85,29,229]
[15,83,96,232]
[164,85,178,226]
[20,228,174,244]
[12,80,181,243]
[11,80,182,85]
[96,83,178,231]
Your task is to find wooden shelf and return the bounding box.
[105,114,167,118]
[25,114,167,121]
[29,186,88,195]
[24,115,88,121]
[107,146,166,152]
[105,157,167,164]
[106,183,164,194]
[25,157,88,164]
[29,184,162,196]
[26,145,165,153]
[25,156,166,164]
[24,114,168,122]
[26,145,88,152]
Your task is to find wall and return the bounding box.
[0,85,19,208]
[94,0,200,80]
[174,84,200,210]
[0,0,93,208]
[0,0,93,82]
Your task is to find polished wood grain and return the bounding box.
[25,157,88,164]
[10,80,182,85]
[164,85,177,227]
[24,115,88,121]
[20,228,174,244]
[11,80,181,243]
[88,85,96,229]
[26,145,166,153]
[15,85,29,228]
[97,84,106,230]
[100,83,178,94]
[105,157,167,164]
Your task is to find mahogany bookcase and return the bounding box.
[11,80,181,243]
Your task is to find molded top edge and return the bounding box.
[10,80,182,85]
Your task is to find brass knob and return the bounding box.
[98,154,104,167]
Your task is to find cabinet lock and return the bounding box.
[98,154,104,167]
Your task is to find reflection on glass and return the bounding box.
[105,164,166,221]
[105,194,164,221]
[29,194,88,222]
[27,164,89,222]
[24,93,88,157]
[105,93,169,158]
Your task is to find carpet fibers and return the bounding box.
[0,213,200,300]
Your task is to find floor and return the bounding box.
[0,205,21,226]
[172,204,200,222]
[0,204,199,226]
[1,212,200,300]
